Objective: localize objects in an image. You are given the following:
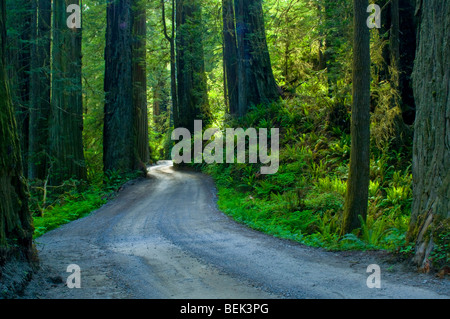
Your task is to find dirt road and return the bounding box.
[23,161,449,299]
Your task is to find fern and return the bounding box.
[359,215,389,248]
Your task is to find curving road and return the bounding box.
[24,161,449,299]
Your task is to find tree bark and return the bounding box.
[162,0,177,126]
[50,0,86,184]
[341,0,371,235]
[104,0,135,174]
[407,0,450,270]
[6,0,32,178]
[132,0,149,165]
[28,0,51,180]
[234,0,279,117]
[222,0,238,115]
[0,0,35,264]
[175,0,210,132]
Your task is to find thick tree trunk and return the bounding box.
[222,0,238,115]
[341,0,371,235]
[6,0,32,178]
[50,0,86,184]
[175,0,210,132]
[104,0,135,173]
[28,0,51,180]
[105,0,150,174]
[0,0,35,264]
[407,0,450,270]
[234,0,279,117]
[132,0,149,165]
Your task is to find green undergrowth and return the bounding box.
[30,170,143,239]
[201,97,413,253]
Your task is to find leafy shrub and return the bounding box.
[316,176,347,197]
[202,97,416,254]
[429,221,450,269]
[304,192,344,215]
[31,169,142,239]
[279,210,318,234]
[33,189,106,238]
[369,179,381,198]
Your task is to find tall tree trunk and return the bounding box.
[104,0,135,174]
[175,0,210,132]
[341,0,371,235]
[234,0,279,117]
[407,0,450,270]
[28,0,51,180]
[161,0,177,127]
[6,0,32,178]
[386,0,409,148]
[132,0,149,165]
[50,0,86,184]
[222,0,238,115]
[0,0,35,264]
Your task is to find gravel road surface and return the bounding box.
[23,161,449,299]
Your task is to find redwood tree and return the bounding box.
[222,0,238,115]
[132,0,149,165]
[341,0,371,235]
[50,0,86,184]
[175,0,210,132]
[234,0,279,116]
[6,0,32,177]
[161,0,177,126]
[104,0,149,174]
[407,0,449,270]
[104,0,134,173]
[0,0,35,265]
[28,0,51,180]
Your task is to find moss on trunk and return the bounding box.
[0,0,36,265]
[407,0,450,270]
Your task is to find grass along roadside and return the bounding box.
[30,170,144,239]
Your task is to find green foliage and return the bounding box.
[21,0,438,261]
[315,176,347,197]
[304,192,344,216]
[203,91,415,253]
[429,222,450,269]
[82,0,107,184]
[32,189,106,239]
[31,170,142,239]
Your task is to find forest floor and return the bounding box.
[17,161,449,299]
